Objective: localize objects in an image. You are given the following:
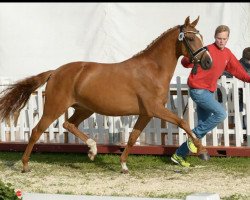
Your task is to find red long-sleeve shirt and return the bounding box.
[182,43,250,92]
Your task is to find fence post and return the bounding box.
[166,91,173,145]
[233,78,242,146]
[177,76,185,145]
[245,82,250,146]
[220,76,230,146]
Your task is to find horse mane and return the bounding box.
[132,25,180,58]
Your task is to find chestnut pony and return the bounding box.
[0,16,212,173]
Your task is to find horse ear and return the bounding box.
[191,16,200,27]
[184,16,190,27]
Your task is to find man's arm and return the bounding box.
[225,53,250,82]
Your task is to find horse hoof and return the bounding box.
[21,168,31,173]
[198,152,210,161]
[88,153,95,161]
[86,139,97,159]
[121,169,129,174]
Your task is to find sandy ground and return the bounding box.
[1,162,249,199]
[34,171,249,198]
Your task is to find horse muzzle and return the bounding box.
[200,54,212,70]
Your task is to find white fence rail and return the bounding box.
[0,76,249,147]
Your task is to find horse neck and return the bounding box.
[141,27,180,76]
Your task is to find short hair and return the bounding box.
[242,47,250,60]
[214,25,230,37]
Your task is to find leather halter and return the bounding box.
[179,25,208,74]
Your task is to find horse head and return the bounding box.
[179,16,212,72]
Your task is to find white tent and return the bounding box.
[0,3,249,81]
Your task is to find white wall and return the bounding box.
[0,3,249,80]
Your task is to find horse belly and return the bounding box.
[78,92,140,116]
[75,65,140,115]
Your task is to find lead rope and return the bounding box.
[191,63,198,75]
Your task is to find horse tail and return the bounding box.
[0,70,54,120]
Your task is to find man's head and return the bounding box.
[243,47,250,60]
[214,25,230,50]
[242,47,250,64]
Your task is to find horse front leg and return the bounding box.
[153,106,208,158]
[120,115,151,173]
[63,121,97,160]
[63,109,97,160]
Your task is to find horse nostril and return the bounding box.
[201,58,212,70]
[206,59,212,68]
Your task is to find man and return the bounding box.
[221,47,250,139]
[171,25,250,167]
[240,47,250,73]
[241,48,250,139]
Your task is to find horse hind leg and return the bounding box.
[22,115,59,173]
[63,108,97,161]
[22,90,73,173]
[120,115,151,173]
